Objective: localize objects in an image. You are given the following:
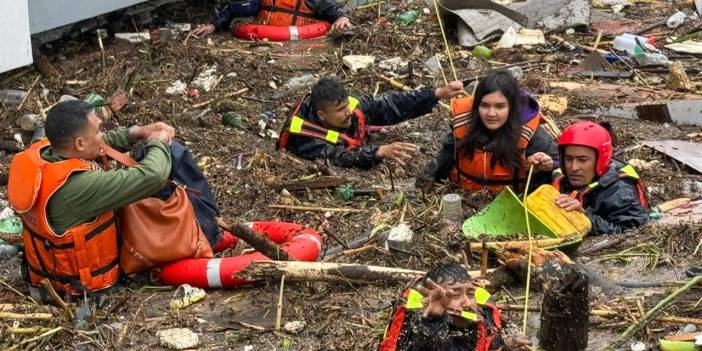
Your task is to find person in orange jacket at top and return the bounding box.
[193,0,352,36]
[417,69,559,194]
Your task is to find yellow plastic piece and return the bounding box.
[406,289,424,309]
[525,185,592,238]
[474,287,491,305]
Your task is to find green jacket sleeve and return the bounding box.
[47,140,172,234]
[102,127,136,152]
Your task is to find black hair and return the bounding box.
[309,77,348,115]
[45,100,95,149]
[423,262,471,286]
[457,69,524,172]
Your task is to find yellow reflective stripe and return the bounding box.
[553,169,563,175]
[326,130,340,144]
[461,311,478,321]
[620,164,640,179]
[348,96,360,111]
[588,181,600,189]
[474,287,491,305]
[290,116,304,133]
[406,289,424,309]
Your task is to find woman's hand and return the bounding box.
[527,152,554,172]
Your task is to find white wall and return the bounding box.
[0,0,33,73]
[28,0,147,34]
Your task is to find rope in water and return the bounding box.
[431,0,459,81]
[522,164,535,334]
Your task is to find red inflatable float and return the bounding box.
[232,22,331,42]
[155,221,322,288]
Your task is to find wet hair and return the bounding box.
[45,100,95,149]
[423,262,472,286]
[457,69,524,172]
[309,77,348,115]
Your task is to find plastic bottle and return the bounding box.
[0,89,28,105]
[441,193,464,223]
[632,52,669,67]
[667,11,686,29]
[613,34,656,55]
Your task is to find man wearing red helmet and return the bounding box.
[552,121,649,235]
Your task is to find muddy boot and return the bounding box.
[685,266,702,278]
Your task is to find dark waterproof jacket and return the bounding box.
[395,309,504,351]
[212,0,346,31]
[421,93,558,193]
[133,141,222,247]
[554,160,648,235]
[284,87,439,169]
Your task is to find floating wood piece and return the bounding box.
[216,218,291,261]
[643,140,702,173]
[235,261,427,284]
[539,263,589,351]
[668,62,694,91]
[576,71,634,79]
[271,176,347,191]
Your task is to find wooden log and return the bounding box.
[271,176,348,191]
[668,62,694,91]
[538,262,589,351]
[0,312,53,321]
[216,218,291,261]
[235,260,426,285]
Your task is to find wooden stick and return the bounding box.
[605,276,702,350]
[593,30,603,51]
[40,279,74,320]
[271,176,347,191]
[4,326,63,351]
[551,35,608,55]
[480,242,488,276]
[217,218,291,261]
[522,165,535,334]
[268,204,367,213]
[0,312,53,321]
[9,326,52,335]
[275,275,285,330]
[435,54,449,85]
[467,238,573,252]
[379,75,411,91]
[35,98,47,121]
[17,75,40,111]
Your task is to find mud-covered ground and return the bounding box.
[0,1,701,350]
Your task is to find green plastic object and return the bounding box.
[659,340,696,351]
[0,217,22,235]
[84,93,105,107]
[337,185,354,201]
[222,112,243,128]
[472,45,492,60]
[462,187,556,239]
[396,10,419,26]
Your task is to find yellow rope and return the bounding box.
[435,54,449,85]
[431,0,458,81]
[521,164,535,334]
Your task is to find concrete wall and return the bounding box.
[0,0,33,73]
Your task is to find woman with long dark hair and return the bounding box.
[420,69,558,194]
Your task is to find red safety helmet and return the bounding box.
[558,121,613,177]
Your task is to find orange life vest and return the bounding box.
[449,95,541,194]
[257,0,322,26]
[7,139,119,295]
[552,165,650,210]
[379,285,503,351]
[277,94,367,150]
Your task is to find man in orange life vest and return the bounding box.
[378,263,532,351]
[553,121,649,235]
[277,77,464,169]
[194,0,351,36]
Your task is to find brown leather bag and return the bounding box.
[102,144,213,274]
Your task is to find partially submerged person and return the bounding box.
[378,263,531,351]
[277,77,464,169]
[193,0,352,36]
[552,121,649,235]
[419,70,558,194]
[7,100,234,297]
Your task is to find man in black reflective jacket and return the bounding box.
[277,77,463,169]
[552,121,649,235]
